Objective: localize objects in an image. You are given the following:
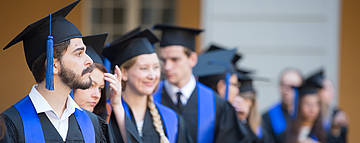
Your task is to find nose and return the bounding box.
[147,70,156,80]
[84,51,94,66]
[163,60,172,71]
[91,88,101,99]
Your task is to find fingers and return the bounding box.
[114,65,122,81]
[104,75,117,84]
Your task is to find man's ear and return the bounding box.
[53,58,60,75]
[217,80,225,97]
[189,52,198,68]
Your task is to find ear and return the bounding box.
[121,67,128,81]
[189,52,198,68]
[53,58,61,75]
[217,80,225,98]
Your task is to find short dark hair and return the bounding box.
[31,40,70,83]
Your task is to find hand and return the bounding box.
[104,65,122,107]
[333,111,348,128]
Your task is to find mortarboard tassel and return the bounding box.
[291,87,298,118]
[46,14,54,90]
[224,72,231,100]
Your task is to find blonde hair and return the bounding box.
[240,92,261,135]
[120,56,169,143]
[148,96,169,143]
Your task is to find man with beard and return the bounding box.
[0,1,112,142]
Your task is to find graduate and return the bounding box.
[197,44,241,103]
[103,28,191,143]
[153,24,246,143]
[233,74,272,143]
[0,1,111,142]
[305,69,348,143]
[73,33,111,120]
[261,68,303,143]
[284,78,327,143]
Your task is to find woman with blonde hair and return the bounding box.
[103,28,191,143]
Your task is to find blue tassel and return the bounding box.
[45,14,54,90]
[224,72,231,100]
[292,87,298,118]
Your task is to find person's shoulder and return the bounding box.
[2,106,21,123]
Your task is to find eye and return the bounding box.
[171,58,178,62]
[140,66,148,70]
[76,51,83,57]
[154,65,160,70]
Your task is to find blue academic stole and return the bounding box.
[122,99,178,143]
[153,81,216,143]
[268,103,287,135]
[14,95,95,143]
[256,126,263,138]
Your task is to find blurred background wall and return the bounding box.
[0,0,358,142]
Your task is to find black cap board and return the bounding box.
[304,68,325,89]
[3,0,82,70]
[102,28,159,68]
[83,33,108,65]
[206,44,242,65]
[193,48,237,77]
[153,24,203,51]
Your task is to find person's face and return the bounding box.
[233,94,253,121]
[217,74,239,103]
[159,46,197,87]
[280,72,302,106]
[123,53,161,95]
[319,79,334,105]
[73,68,105,112]
[57,38,94,89]
[300,95,320,122]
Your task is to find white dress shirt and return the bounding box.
[164,75,196,105]
[28,85,82,141]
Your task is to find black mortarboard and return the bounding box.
[206,44,242,65]
[194,49,237,100]
[193,49,237,77]
[153,24,203,51]
[3,0,82,90]
[3,0,81,69]
[239,78,255,94]
[102,28,159,68]
[83,33,108,65]
[304,68,325,89]
[298,82,320,97]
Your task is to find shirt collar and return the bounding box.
[28,85,82,114]
[164,75,196,101]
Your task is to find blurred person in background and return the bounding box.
[262,68,303,143]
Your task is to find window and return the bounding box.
[87,0,176,42]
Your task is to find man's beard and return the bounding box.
[59,62,94,90]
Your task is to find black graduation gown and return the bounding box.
[0,106,113,143]
[159,85,246,143]
[109,106,192,143]
[326,107,348,143]
[237,120,272,143]
[261,104,291,143]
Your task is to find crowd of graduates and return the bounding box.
[0,1,348,143]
